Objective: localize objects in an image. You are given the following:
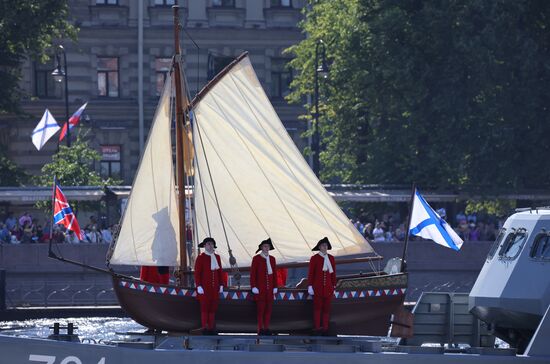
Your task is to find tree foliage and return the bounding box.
[34,135,119,213]
[34,137,104,187]
[0,0,76,113]
[288,0,550,191]
[0,145,29,186]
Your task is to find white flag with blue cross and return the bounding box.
[31,109,60,151]
[409,189,463,251]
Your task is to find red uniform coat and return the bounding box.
[194,253,224,300]
[250,254,278,301]
[140,266,169,285]
[277,268,288,287]
[307,253,336,298]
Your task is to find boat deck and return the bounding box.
[0,332,547,364]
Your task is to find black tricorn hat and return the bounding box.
[198,237,217,248]
[256,237,275,253]
[312,237,332,251]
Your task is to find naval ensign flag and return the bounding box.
[408,189,463,251]
[31,109,60,151]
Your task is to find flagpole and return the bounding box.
[400,183,416,273]
[48,176,57,257]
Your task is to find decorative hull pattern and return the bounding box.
[113,273,407,335]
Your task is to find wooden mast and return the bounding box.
[173,5,188,285]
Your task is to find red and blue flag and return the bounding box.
[53,181,84,239]
[59,102,88,142]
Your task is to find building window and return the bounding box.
[96,0,118,4]
[155,58,172,96]
[154,0,175,5]
[100,145,122,179]
[97,57,119,97]
[34,62,59,98]
[212,0,235,7]
[207,54,234,80]
[271,0,292,7]
[271,58,292,99]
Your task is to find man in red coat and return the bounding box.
[194,237,224,335]
[307,237,336,335]
[250,238,278,335]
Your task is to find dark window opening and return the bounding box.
[154,0,175,5]
[155,58,172,96]
[100,145,121,179]
[96,0,118,5]
[271,0,292,7]
[97,57,119,97]
[34,60,60,98]
[212,0,235,7]
[271,58,292,99]
[487,228,506,261]
[498,227,528,260]
[530,232,550,260]
[207,54,234,80]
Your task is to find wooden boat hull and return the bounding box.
[113,273,407,335]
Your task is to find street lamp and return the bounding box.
[312,39,329,177]
[52,45,70,147]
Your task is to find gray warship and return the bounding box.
[0,208,549,363]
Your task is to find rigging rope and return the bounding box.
[191,117,280,261]
[194,103,241,286]
[208,85,313,251]
[228,74,345,251]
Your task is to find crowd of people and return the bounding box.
[0,212,116,245]
[351,209,500,243]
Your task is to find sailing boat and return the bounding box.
[106,7,407,335]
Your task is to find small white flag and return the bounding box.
[31,109,60,151]
[409,189,463,251]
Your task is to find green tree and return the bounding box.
[288,0,550,192]
[0,145,29,186]
[34,135,119,213]
[0,0,76,113]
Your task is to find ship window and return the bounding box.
[498,228,528,259]
[530,233,550,260]
[486,228,506,260]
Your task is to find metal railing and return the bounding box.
[5,281,117,307]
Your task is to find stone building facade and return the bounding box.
[1,0,307,184]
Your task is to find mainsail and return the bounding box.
[110,73,180,266]
[192,55,374,267]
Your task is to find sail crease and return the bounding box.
[192,56,373,267]
[228,72,348,251]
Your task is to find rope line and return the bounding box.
[193,102,239,273]
[192,107,285,261]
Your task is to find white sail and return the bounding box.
[192,56,374,267]
[110,73,180,266]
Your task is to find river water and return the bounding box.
[0,317,145,341]
[0,317,509,349]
